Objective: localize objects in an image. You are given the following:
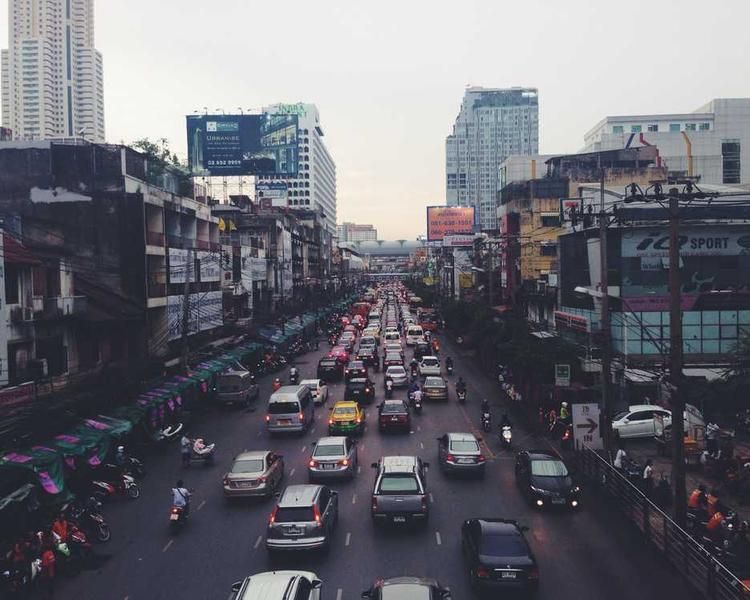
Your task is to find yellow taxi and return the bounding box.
[328,401,365,436]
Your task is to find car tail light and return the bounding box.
[398,415,407,422]
[171,507,180,515]
[309,459,317,468]
[299,413,304,421]
[269,506,278,524]
[446,454,455,463]
[476,566,490,579]
[258,476,267,483]
[528,566,539,580]
[477,454,486,462]
[421,495,427,511]
[265,415,271,422]
[371,497,378,512]
[329,419,334,425]
[313,504,322,525]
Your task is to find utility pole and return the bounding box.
[668,187,687,526]
[487,240,495,306]
[180,248,194,373]
[598,166,612,458]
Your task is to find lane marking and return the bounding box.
[357,466,362,474]
[162,539,173,553]
[435,531,442,545]
[360,443,365,451]
[345,532,351,546]
[290,468,295,477]
[336,589,343,600]
[257,431,262,437]
[352,493,357,504]
[417,425,422,432]
[410,430,415,434]
[311,427,316,434]
[429,492,434,504]
[254,535,263,549]
[197,499,206,511]
[420,442,424,449]
[301,446,307,453]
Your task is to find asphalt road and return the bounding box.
[54,333,698,600]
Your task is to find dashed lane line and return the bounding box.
[345,532,351,546]
[419,442,424,449]
[290,468,296,477]
[429,493,434,504]
[162,539,173,553]
[435,531,442,545]
[196,499,206,511]
[336,589,343,600]
[254,535,262,549]
[352,493,357,504]
[301,446,307,453]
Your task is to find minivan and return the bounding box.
[405,325,424,346]
[266,385,314,435]
[266,484,339,553]
[216,366,258,407]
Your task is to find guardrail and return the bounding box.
[577,448,749,600]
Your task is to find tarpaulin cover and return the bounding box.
[83,415,133,437]
[110,405,147,426]
[0,449,66,495]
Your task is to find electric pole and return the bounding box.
[180,248,194,373]
[599,168,612,458]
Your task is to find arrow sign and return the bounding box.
[576,418,598,435]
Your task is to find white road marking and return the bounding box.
[410,430,415,434]
[197,499,206,511]
[435,531,442,545]
[420,442,424,449]
[257,431,262,437]
[301,446,307,453]
[429,493,434,504]
[290,468,296,476]
[357,466,362,474]
[254,535,262,549]
[311,427,316,434]
[360,443,365,451]
[345,532,351,546]
[161,539,173,553]
[352,493,357,504]
[417,425,422,432]
[336,589,343,600]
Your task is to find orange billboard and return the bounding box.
[426,206,475,241]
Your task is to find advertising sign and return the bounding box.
[282,230,293,293]
[198,251,221,282]
[426,206,475,242]
[257,183,289,208]
[186,113,298,177]
[168,248,189,284]
[572,403,603,450]
[442,234,476,247]
[622,227,750,258]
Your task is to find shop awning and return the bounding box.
[0,449,66,495]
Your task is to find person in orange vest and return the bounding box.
[707,488,720,517]
[51,513,70,543]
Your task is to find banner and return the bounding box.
[622,227,750,258]
[426,206,475,241]
[198,251,221,282]
[257,183,288,208]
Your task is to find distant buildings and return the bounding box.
[446,87,539,231]
[2,0,105,142]
[337,222,378,243]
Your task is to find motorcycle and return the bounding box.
[500,425,512,449]
[481,411,492,433]
[66,497,111,543]
[116,455,145,479]
[560,424,573,451]
[457,390,466,404]
[410,365,418,379]
[413,395,423,415]
[385,381,394,399]
[169,505,188,533]
[446,362,454,376]
[91,471,141,501]
[289,368,299,385]
[56,526,95,576]
[189,439,216,466]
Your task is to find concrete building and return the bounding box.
[446,87,539,231]
[258,103,336,235]
[582,98,750,187]
[336,222,377,243]
[2,0,105,142]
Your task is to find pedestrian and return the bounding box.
[707,488,720,517]
[614,445,627,472]
[180,434,192,467]
[706,421,720,457]
[642,459,654,495]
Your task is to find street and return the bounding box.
[55,335,698,600]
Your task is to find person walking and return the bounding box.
[613,445,628,472]
[642,459,654,495]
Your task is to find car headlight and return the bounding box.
[573,486,581,493]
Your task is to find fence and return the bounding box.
[578,448,749,600]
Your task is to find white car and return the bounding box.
[385,366,408,387]
[418,356,441,378]
[300,379,329,405]
[611,405,672,439]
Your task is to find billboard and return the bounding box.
[257,182,289,208]
[426,206,475,242]
[186,114,298,176]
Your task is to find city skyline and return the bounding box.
[1,0,750,238]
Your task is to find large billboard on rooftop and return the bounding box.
[426,206,475,241]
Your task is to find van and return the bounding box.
[216,366,258,407]
[405,325,424,346]
[266,385,314,434]
[384,331,401,345]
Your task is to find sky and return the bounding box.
[3,0,750,239]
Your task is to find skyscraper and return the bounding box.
[2,0,105,142]
[259,103,337,235]
[446,87,538,231]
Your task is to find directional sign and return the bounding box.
[572,403,603,450]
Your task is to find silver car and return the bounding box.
[385,366,408,388]
[300,379,329,406]
[308,436,358,481]
[437,433,486,477]
[266,484,339,553]
[419,356,441,378]
[230,571,322,600]
[223,451,285,498]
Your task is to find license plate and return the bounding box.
[457,458,473,464]
[392,516,406,523]
[552,498,566,504]
[278,419,291,425]
[285,527,303,536]
[391,417,399,421]
[500,571,517,579]
[240,481,257,488]
[170,514,179,521]
[321,463,335,470]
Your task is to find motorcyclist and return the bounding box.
[114,445,127,467]
[559,401,570,423]
[289,365,299,383]
[480,398,490,414]
[172,479,191,517]
[272,377,282,392]
[385,376,394,398]
[412,386,423,408]
[445,356,453,371]
[500,413,512,429]
[408,380,419,397]
[456,377,467,395]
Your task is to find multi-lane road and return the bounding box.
[56,334,697,600]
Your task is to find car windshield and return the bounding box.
[531,459,569,477]
[386,354,401,361]
[334,406,357,416]
[382,402,406,413]
[450,441,478,452]
[424,377,444,387]
[269,402,300,414]
[274,507,314,523]
[314,444,345,457]
[231,459,264,473]
[613,410,630,421]
[480,533,528,557]
[378,474,419,494]
[381,584,431,600]
[423,358,438,366]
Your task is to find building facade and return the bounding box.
[582,98,750,187]
[257,103,336,235]
[336,222,378,243]
[2,0,105,142]
[446,87,539,231]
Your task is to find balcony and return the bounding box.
[9,306,34,324]
[146,231,165,246]
[33,296,88,319]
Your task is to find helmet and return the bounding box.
[561,402,569,408]
[117,446,125,453]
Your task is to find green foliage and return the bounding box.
[131,137,184,169]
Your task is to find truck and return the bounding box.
[370,456,429,527]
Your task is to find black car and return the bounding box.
[413,340,431,361]
[345,377,376,405]
[515,451,580,509]
[357,348,380,372]
[345,361,369,382]
[461,518,538,594]
[317,357,343,382]
[378,399,411,433]
[362,576,451,599]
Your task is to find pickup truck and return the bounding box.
[370,456,429,527]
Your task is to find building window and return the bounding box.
[699,122,710,131]
[722,141,741,184]
[647,124,659,132]
[685,123,697,131]
[630,125,642,133]
[540,244,557,257]
[540,215,560,227]
[669,123,681,132]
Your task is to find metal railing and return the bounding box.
[578,448,748,599]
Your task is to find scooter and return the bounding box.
[457,390,467,404]
[500,425,512,449]
[289,368,300,385]
[91,472,140,501]
[481,411,492,433]
[189,439,216,465]
[169,505,188,533]
[66,497,111,543]
[446,363,454,376]
[413,395,423,415]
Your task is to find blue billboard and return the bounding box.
[186,113,298,176]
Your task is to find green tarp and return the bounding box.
[83,415,133,437]
[0,449,66,496]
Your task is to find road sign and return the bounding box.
[555,364,571,387]
[572,403,603,450]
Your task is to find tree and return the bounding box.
[131,137,184,168]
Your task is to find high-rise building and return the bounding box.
[258,103,336,235]
[582,98,750,186]
[2,0,105,142]
[446,87,539,231]
[337,222,377,243]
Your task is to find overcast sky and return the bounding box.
[3,0,750,239]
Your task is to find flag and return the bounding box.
[228,220,237,231]
[218,217,226,232]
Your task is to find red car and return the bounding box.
[328,346,350,364]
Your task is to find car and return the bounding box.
[223,450,285,498]
[384,366,408,388]
[361,577,451,599]
[308,436,358,481]
[370,456,429,527]
[363,328,381,342]
[266,484,339,554]
[611,404,673,439]
[515,451,581,509]
[345,360,369,382]
[299,379,328,405]
[343,324,358,336]
[383,352,404,370]
[359,336,377,350]
[230,570,322,600]
[378,399,411,433]
[317,358,343,382]
[418,356,441,377]
[356,347,380,372]
[413,340,431,361]
[384,342,404,360]
[345,377,376,405]
[437,433,486,477]
[423,376,449,401]
[461,518,538,594]
[328,346,350,365]
[328,400,366,435]
[337,337,355,353]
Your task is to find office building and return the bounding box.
[2,0,105,142]
[446,87,539,231]
[337,222,377,243]
[582,98,750,186]
[258,103,337,235]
